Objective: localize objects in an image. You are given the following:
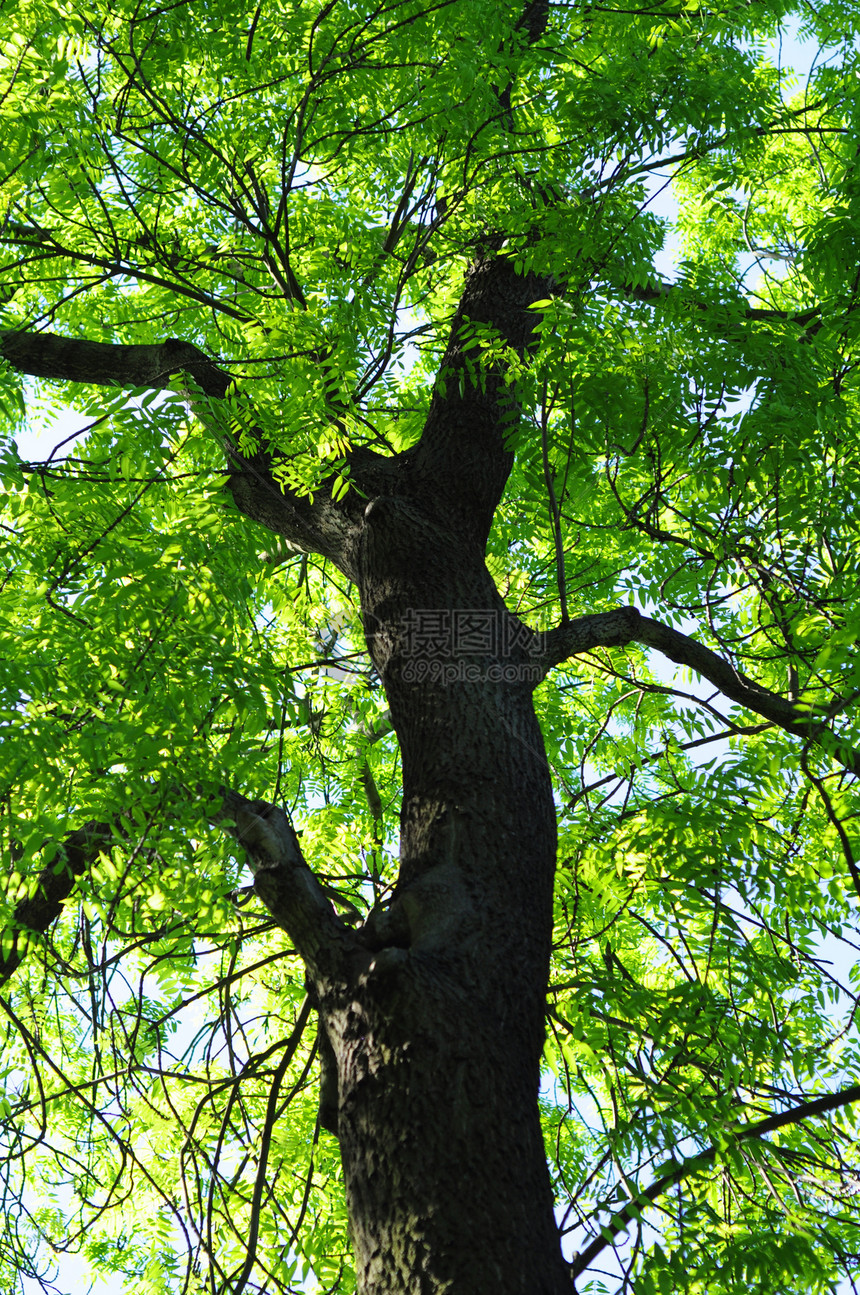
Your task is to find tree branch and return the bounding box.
[0,822,113,987]
[571,1081,860,1277]
[617,278,820,329]
[404,3,554,544]
[0,328,383,574]
[407,252,555,548]
[0,330,231,396]
[214,788,360,985]
[540,607,857,763]
[1,788,360,993]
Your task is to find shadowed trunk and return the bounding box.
[328,504,568,1293]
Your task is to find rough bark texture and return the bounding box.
[336,505,568,1293]
[0,330,232,396]
[303,254,571,1292]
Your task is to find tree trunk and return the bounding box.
[323,502,570,1294]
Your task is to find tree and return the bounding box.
[1,0,860,1290]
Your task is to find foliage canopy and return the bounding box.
[2,0,860,1291]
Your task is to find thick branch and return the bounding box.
[403,7,553,545]
[540,607,851,752]
[211,789,359,986]
[516,0,549,42]
[0,330,231,397]
[0,329,376,574]
[1,789,359,993]
[410,253,554,545]
[571,1081,860,1277]
[618,278,820,329]
[0,822,112,987]
[634,613,802,730]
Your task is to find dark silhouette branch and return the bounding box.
[215,788,361,985]
[540,607,859,768]
[228,995,315,1295]
[0,329,231,396]
[409,252,556,545]
[0,821,113,987]
[0,328,382,573]
[617,277,820,329]
[1,787,360,993]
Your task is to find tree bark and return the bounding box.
[332,504,569,1293]
[300,255,570,1292]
